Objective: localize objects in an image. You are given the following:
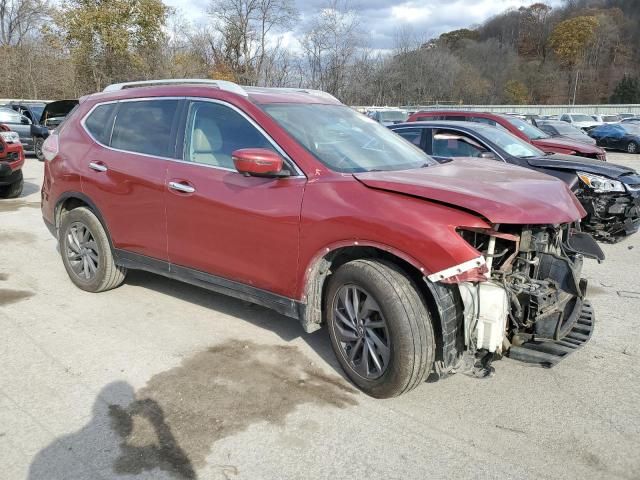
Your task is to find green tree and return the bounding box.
[54,0,169,92]
[610,75,640,103]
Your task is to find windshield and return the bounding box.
[477,125,545,158]
[379,111,407,122]
[504,116,549,140]
[0,107,22,124]
[262,104,436,173]
[571,114,593,122]
[602,115,619,122]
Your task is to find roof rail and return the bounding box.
[244,86,340,103]
[103,79,248,97]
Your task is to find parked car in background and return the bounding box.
[618,113,635,120]
[0,107,34,150]
[31,99,79,161]
[0,124,25,198]
[536,120,597,145]
[390,121,640,242]
[41,79,604,396]
[542,114,559,120]
[5,101,47,125]
[559,113,602,130]
[621,117,640,125]
[589,123,640,154]
[408,110,606,160]
[367,108,408,126]
[591,114,620,124]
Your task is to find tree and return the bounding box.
[504,80,529,104]
[548,15,599,67]
[610,75,640,103]
[54,0,169,92]
[300,0,362,98]
[0,0,49,46]
[207,0,298,85]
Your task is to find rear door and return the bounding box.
[165,99,306,297]
[81,98,180,262]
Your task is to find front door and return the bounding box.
[165,100,306,298]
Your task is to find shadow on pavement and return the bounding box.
[27,381,194,480]
[28,341,358,479]
[125,270,345,377]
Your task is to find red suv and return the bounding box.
[42,80,602,397]
[408,110,607,161]
[0,124,25,198]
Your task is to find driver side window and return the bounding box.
[184,101,274,169]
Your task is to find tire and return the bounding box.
[0,171,24,199]
[34,137,45,161]
[627,141,638,154]
[59,206,127,292]
[325,259,435,398]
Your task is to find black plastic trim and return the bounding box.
[114,249,303,320]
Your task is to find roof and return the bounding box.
[392,120,495,130]
[94,80,342,106]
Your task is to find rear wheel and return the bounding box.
[0,171,24,199]
[325,259,435,398]
[627,141,638,154]
[59,207,127,292]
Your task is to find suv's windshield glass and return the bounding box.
[571,114,593,122]
[477,125,544,158]
[379,111,407,122]
[262,104,436,172]
[602,115,619,122]
[504,116,549,140]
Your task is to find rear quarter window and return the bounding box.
[84,103,116,144]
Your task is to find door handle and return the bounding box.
[168,181,195,194]
[89,162,108,172]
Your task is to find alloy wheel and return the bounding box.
[332,285,391,379]
[66,222,99,281]
[628,142,638,154]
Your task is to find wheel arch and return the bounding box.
[299,243,464,371]
[54,192,114,249]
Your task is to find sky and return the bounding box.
[165,0,564,50]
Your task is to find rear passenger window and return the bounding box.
[84,104,116,145]
[111,100,178,157]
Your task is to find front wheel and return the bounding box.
[325,259,435,398]
[627,141,638,154]
[59,207,127,292]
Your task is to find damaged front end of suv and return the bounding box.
[433,222,604,377]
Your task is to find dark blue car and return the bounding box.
[589,123,640,154]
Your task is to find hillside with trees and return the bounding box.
[0,0,638,105]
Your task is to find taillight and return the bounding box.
[42,134,59,161]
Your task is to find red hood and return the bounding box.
[532,136,602,154]
[354,158,586,225]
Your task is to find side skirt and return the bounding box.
[114,249,304,320]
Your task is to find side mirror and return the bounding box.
[479,151,496,160]
[232,148,288,178]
